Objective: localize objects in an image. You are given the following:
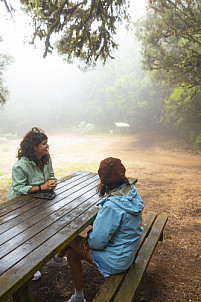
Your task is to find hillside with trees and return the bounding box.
[0,0,200,149]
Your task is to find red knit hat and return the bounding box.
[98,157,126,185]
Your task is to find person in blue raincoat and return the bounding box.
[64,157,144,302]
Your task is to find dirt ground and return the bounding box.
[1,132,201,302]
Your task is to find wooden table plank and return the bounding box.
[0,171,93,224]
[0,175,98,238]
[0,179,99,259]
[0,172,97,233]
[0,192,100,274]
[0,171,86,215]
[0,205,99,301]
[0,171,101,301]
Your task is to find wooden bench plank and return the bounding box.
[92,213,157,302]
[113,214,168,302]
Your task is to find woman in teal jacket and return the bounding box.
[7,127,57,200]
[64,157,144,302]
[7,127,67,279]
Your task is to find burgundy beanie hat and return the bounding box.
[98,157,126,185]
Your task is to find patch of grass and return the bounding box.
[0,177,12,190]
[1,145,9,152]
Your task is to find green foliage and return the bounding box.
[164,86,201,146]
[0,177,12,190]
[0,36,13,105]
[135,0,201,90]
[72,121,95,134]
[133,0,201,148]
[107,71,164,130]
[17,0,131,66]
[194,133,201,150]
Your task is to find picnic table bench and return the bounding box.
[93,212,168,302]
[0,171,167,302]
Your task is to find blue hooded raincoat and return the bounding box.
[88,184,144,273]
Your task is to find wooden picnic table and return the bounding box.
[0,171,101,302]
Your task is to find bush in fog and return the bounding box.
[164,87,201,150]
[3,133,17,140]
[72,121,95,134]
[194,134,201,151]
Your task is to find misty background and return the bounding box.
[0,1,158,136]
[1,0,200,151]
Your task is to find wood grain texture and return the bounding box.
[0,171,100,302]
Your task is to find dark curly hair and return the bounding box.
[97,177,130,197]
[17,127,49,165]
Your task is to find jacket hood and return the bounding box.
[99,184,144,214]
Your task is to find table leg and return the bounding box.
[12,284,33,302]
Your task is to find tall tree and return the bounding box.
[136,0,201,90]
[1,0,131,66]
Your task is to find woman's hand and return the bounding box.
[41,179,57,191]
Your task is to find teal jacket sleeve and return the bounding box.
[11,165,32,195]
[88,204,122,250]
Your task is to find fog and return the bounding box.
[0,1,147,136]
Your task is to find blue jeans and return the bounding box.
[90,249,124,277]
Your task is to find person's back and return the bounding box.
[88,182,144,272]
[64,157,144,302]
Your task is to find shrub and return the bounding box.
[72,121,95,134]
[194,133,201,150]
[3,133,17,140]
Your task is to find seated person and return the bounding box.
[7,127,67,280]
[7,127,57,200]
[58,157,144,302]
